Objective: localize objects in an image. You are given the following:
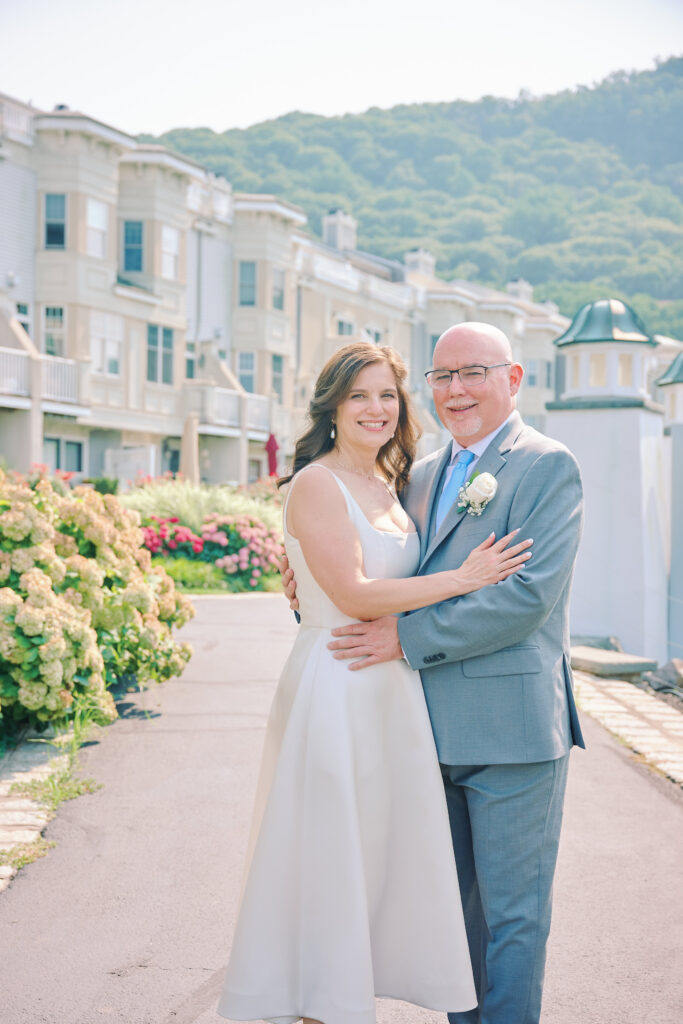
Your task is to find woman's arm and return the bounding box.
[286,467,531,620]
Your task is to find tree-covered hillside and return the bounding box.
[145,57,683,338]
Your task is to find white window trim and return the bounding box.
[90,311,123,376]
[87,198,108,259]
[238,350,255,392]
[161,225,180,280]
[43,305,66,356]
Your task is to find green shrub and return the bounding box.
[154,556,231,592]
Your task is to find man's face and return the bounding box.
[430,328,523,444]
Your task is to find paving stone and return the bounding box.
[0,811,48,827]
[0,826,44,845]
[571,646,658,676]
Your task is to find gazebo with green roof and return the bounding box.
[548,298,662,411]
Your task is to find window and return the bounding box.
[570,355,580,390]
[161,226,179,279]
[430,334,440,356]
[16,302,30,336]
[87,198,107,259]
[545,360,554,389]
[618,353,633,388]
[238,351,255,392]
[44,307,65,356]
[272,354,284,404]
[589,353,606,388]
[272,268,285,311]
[43,438,82,473]
[337,319,353,336]
[43,438,60,470]
[239,261,256,306]
[526,359,539,387]
[90,311,123,375]
[185,340,196,380]
[45,194,65,249]
[124,221,143,272]
[147,325,174,384]
[64,441,83,472]
[248,458,262,484]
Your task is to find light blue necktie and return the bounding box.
[434,449,475,532]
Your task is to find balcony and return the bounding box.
[183,383,270,436]
[42,356,80,403]
[247,394,269,433]
[0,348,88,411]
[0,348,30,397]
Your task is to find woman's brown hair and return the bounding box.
[278,342,421,492]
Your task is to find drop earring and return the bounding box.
[330,422,336,441]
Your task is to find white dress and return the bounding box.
[218,466,476,1024]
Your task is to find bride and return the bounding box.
[217,342,532,1024]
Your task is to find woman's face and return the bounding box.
[334,361,400,453]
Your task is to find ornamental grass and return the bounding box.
[0,468,194,738]
[119,478,282,534]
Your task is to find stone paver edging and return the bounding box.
[0,739,68,893]
[574,671,683,785]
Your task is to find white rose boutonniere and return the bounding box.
[457,471,498,516]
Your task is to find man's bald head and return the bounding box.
[433,322,513,367]
[429,321,523,444]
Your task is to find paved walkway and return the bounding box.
[0,595,682,1023]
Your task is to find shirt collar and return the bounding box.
[448,411,516,464]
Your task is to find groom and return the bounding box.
[321,322,585,1024]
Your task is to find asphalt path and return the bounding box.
[0,595,681,1024]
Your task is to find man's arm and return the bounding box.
[398,448,583,669]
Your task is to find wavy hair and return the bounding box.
[279,342,421,492]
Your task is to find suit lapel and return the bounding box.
[421,411,525,568]
[419,444,453,561]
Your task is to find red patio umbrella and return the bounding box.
[265,433,279,476]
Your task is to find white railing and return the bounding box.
[214,388,241,426]
[247,394,270,432]
[0,347,30,395]
[42,357,79,403]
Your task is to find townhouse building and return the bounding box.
[1,89,679,491]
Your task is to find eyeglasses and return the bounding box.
[424,363,512,389]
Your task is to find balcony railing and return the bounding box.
[184,383,270,434]
[0,347,30,395]
[247,394,270,433]
[42,357,80,403]
[214,388,241,427]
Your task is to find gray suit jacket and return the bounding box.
[398,411,585,765]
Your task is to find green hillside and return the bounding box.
[145,57,683,339]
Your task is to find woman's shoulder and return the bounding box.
[287,462,348,505]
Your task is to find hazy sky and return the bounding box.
[2,0,682,136]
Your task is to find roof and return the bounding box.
[554,298,657,348]
[655,352,683,387]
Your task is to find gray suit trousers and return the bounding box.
[444,755,570,1024]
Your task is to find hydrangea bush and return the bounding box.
[0,469,194,735]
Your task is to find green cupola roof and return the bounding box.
[554,298,657,348]
[655,352,683,386]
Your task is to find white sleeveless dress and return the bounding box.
[218,466,476,1023]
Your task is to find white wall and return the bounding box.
[546,406,669,662]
